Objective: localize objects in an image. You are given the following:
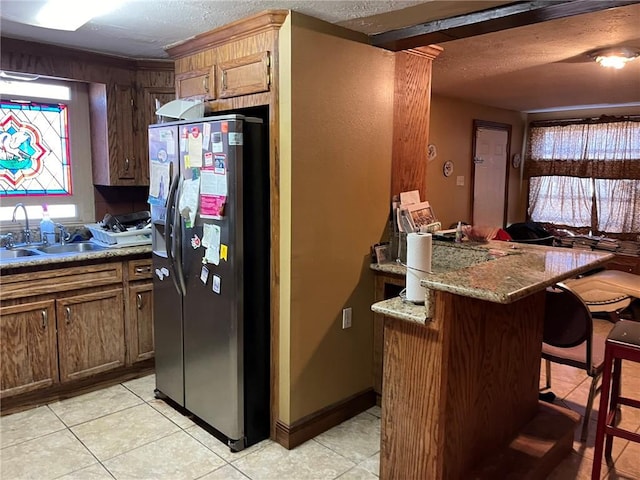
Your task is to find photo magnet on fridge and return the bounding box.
[200,265,209,284]
[213,275,221,294]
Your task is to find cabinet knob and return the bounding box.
[136,293,143,310]
[65,307,71,324]
[125,158,130,171]
[135,266,151,274]
[203,75,209,93]
[41,310,47,329]
[222,71,227,90]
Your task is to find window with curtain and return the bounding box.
[525,117,640,235]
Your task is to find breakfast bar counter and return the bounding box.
[371,241,612,479]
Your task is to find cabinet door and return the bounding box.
[114,83,136,181]
[57,289,125,382]
[137,87,176,184]
[176,67,215,100]
[217,51,270,99]
[1,300,58,398]
[128,282,154,364]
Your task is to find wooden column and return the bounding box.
[391,45,443,200]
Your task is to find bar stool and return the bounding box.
[591,320,640,479]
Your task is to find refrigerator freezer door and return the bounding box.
[149,123,184,406]
[152,252,185,406]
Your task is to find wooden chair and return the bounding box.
[541,283,611,442]
[591,320,640,480]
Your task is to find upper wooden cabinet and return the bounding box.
[175,67,215,100]
[91,68,175,187]
[167,10,286,108]
[217,51,270,99]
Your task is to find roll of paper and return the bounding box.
[406,232,432,304]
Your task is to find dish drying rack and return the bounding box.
[85,223,152,248]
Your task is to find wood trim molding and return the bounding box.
[166,10,289,59]
[134,60,174,71]
[405,45,444,60]
[0,37,136,70]
[371,0,638,51]
[275,388,376,449]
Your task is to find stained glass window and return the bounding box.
[0,100,72,197]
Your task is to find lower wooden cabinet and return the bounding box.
[0,257,154,402]
[57,289,125,382]
[127,282,154,363]
[0,300,58,398]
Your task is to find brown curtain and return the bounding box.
[525,119,640,179]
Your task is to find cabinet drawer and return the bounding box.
[1,263,123,301]
[176,67,215,99]
[217,51,270,99]
[128,259,153,280]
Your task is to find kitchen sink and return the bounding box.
[36,242,107,254]
[0,248,43,260]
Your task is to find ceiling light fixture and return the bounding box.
[35,0,125,31]
[590,47,640,69]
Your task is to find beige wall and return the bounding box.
[426,94,527,229]
[279,12,395,424]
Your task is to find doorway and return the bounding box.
[471,120,511,227]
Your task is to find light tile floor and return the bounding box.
[2,330,640,479]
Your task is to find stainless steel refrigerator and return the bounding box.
[148,114,270,452]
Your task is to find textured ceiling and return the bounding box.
[0,0,431,59]
[1,1,639,112]
[431,3,640,112]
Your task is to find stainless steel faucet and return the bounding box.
[55,223,69,245]
[11,203,31,244]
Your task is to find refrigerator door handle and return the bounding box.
[165,173,182,296]
[173,186,187,297]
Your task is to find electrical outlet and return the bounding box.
[342,307,352,329]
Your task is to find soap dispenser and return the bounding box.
[40,204,56,244]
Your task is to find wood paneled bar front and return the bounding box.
[372,241,614,479]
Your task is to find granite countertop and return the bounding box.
[0,244,152,272]
[371,240,614,325]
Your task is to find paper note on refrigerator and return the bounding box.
[148,161,171,205]
[187,127,203,167]
[179,177,200,227]
[202,223,221,265]
[199,167,227,218]
[200,166,227,196]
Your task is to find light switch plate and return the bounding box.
[456,176,465,186]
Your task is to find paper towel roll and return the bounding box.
[406,232,432,304]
